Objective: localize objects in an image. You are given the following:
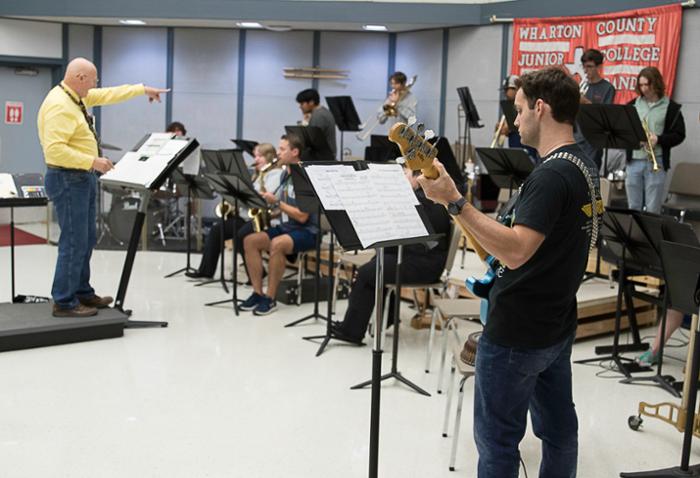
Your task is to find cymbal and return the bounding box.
[100,142,122,151]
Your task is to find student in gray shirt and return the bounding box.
[296,88,338,159]
[575,49,616,170]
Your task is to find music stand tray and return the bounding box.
[231,139,258,158]
[326,96,361,132]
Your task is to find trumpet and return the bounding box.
[490,115,507,148]
[357,75,417,141]
[642,118,660,173]
[579,78,589,97]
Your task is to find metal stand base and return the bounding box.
[621,373,681,398]
[303,332,365,357]
[351,371,430,396]
[574,355,651,378]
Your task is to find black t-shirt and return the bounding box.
[484,144,598,349]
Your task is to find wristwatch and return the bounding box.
[447,197,467,216]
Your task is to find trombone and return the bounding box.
[490,115,507,148]
[642,118,660,173]
[357,75,417,141]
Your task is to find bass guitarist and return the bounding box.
[417,67,600,478]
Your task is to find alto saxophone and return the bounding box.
[642,118,660,173]
[248,159,279,232]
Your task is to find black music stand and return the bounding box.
[457,86,484,167]
[203,173,266,314]
[574,209,653,376]
[500,99,517,131]
[231,139,258,158]
[104,134,199,327]
[621,216,699,395]
[326,96,361,161]
[350,243,430,396]
[196,149,249,292]
[364,135,402,163]
[163,168,215,278]
[285,125,335,163]
[578,104,646,177]
[475,147,534,196]
[283,164,329,331]
[300,160,440,478]
[620,241,700,478]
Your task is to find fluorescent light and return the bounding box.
[363,24,388,32]
[119,19,146,25]
[236,22,263,29]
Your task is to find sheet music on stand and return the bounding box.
[101,133,198,189]
[303,162,428,249]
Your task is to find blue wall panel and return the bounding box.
[242,31,313,146]
[172,28,239,149]
[99,27,167,155]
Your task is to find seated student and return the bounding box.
[331,166,452,344]
[240,134,318,315]
[637,309,686,366]
[166,121,187,137]
[186,143,282,279]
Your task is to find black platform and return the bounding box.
[0,303,128,352]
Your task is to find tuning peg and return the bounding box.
[407,115,418,127]
[396,156,406,165]
[424,129,436,141]
[415,123,425,134]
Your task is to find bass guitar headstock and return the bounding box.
[387,122,439,179]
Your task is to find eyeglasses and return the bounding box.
[582,63,598,70]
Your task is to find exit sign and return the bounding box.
[5,102,24,125]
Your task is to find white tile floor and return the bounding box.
[1,243,699,478]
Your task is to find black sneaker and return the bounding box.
[330,321,365,345]
[253,295,277,316]
[240,292,263,311]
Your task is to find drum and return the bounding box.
[460,331,481,366]
[107,196,140,244]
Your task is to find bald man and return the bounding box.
[38,57,168,317]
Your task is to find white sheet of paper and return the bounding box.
[158,139,189,157]
[367,162,420,206]
[135,132,173,156]
[101,151,172,188]
[304,164,353,210]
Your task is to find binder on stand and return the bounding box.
[100,132,199,327]
[300,160,440,478]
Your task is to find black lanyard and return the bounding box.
[58,83,102,156]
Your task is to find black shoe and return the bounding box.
[330,321,365,345]
[185,270,211,279]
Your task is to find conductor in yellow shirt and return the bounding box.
[38,57,168,317]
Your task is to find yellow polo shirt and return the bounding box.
[37,82,146,170]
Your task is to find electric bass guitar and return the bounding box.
[387,122,517,324]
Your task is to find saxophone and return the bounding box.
[248,159,279,232]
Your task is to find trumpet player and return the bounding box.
[625,66,686,214]
[241,134,318,316]
[574,49,616,170]
[186,143,282,279]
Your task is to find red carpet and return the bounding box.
[0,225,47,247]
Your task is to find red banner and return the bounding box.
[511,4,682,104]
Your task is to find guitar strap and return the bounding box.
[545,151,603,253]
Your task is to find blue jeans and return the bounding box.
[44,168,97,309]
[625,158,667,214]
[474,333,578,478]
